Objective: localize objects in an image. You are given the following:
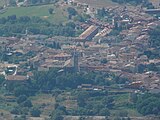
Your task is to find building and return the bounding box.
[54,53,72,61]
[144,9,160,14]
[72,50,79,72]
[79,25,99,40]
[5,75,29,82]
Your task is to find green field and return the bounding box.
[0,4,68,24]
[0,0,5,6]
[76,0,119,8]
[111,93,142,117]
[149,0,160,8]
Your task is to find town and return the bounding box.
[0,0,160,120]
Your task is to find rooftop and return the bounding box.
[6,75,29,81]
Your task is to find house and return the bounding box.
[144,9,160,14]
[54,53,72,61]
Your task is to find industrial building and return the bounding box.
[144,9,160,14]
[79,25,99,40]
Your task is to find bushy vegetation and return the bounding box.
[67,7,77,16]
[0,75,5,85]
[2,67,160,118]
[149,26,160,48]
[9,0,59,6]
[32,69,112,91]
[4,68,114,97]
[112,0,154,8]
[75,91,112,116]
[136,93,160,115]
[28,0,59,5]
[112,0,143,5]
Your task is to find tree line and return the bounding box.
[149,26,160,49]
[0,15,75,37]
[8,0,59,6]
[5,68,117,97]
[131,93,160,115]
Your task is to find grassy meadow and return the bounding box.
[0,4,68,24]
[76,0,119,8]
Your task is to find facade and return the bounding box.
[72,50,79,72]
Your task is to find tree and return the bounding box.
[117,110,128,117]
[136,94,160,115]
[22,99,33,107]
[51,110,64,120]
[100,58,108,64]
[30,108,41,117]
[56,105,67,114]
[112,0,143,5]
[149,26,160,48]
[0,15,76,37]
[10,107,20,115]
[17,95,27,104]
[18,16,31,23]
[0,6,3,10]
[67,7,77,16]
[18,0,24,2]
[97,7,108,18]
[0,75,5,85]
[30,0,38,4]
[0,17,7,24]
[137,64,146,73]
[66,22,76,29]
[77,91,89,107]
[9,0,17,6]
[147,63,158,71]
[13,114,27,120]
[79,116,85,120]
[102,96,115,109]
[48,8,54,14]
[130,93,138,103]
[114,76,128,84]
[82,14,91,21]
[14,86,29,97]
[8,15,17,21]
[99,108,110,116]
[74,15,85,22]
